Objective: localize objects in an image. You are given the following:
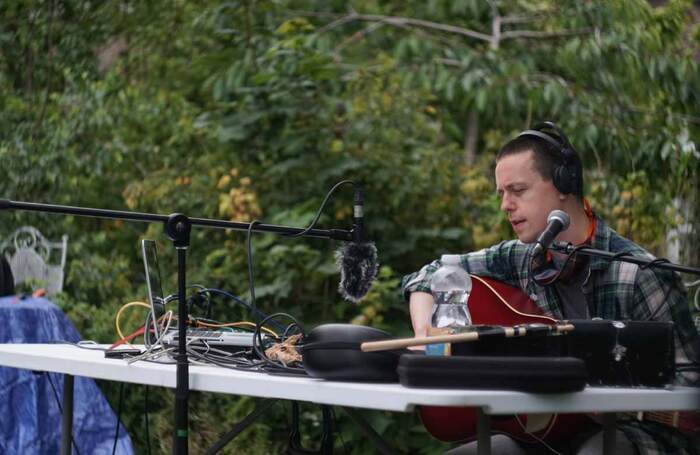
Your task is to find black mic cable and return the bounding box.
[286,180,355,238]
[283,179,378,302]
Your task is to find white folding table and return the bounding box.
[0,343,697,454]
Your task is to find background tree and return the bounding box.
[1,0,698,453]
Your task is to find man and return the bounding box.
[402,123,699,454]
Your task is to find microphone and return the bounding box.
[353,183,364,243]
[335,184,378,303]
[532,210,570,256]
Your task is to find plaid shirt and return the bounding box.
[402,215,699,454]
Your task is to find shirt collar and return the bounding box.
[589,214,613,271]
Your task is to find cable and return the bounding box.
[252,312,306,374]
[193,319,278,337]
[115,301,150,345]
[285,180,355,238]
[514,414,563,455]
[111,382,125,455]
[193,288,284,330]
[243,180,355,327]
[110,326,146,349]
[128,311,175,362]
[45,372,82,455]
[184,346,264,371]
[639,257,671,270]
[528,244,587,286]
[50,340,110,351]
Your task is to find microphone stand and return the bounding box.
[550,242,700,276]
[0,198,353,454]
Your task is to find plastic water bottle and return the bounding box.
[431,255,472,328]
[427,254,472,355]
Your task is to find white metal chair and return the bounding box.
[0,226,68,296]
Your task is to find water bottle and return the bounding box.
[427,254,472,355]
[431,255,472,328]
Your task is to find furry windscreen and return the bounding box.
[335,242,378,303]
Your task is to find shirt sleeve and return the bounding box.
[401,240,528,302]
[632,267,699,386]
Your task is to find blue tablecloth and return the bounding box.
[0,296,134,455]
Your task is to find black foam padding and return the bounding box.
[398,354,587,393]
[301,324,406,382]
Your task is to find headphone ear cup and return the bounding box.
[553,164,573,194]
[554,146,582,195]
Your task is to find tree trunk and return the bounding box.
[464,110,479,165]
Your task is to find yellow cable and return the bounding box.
[115,301,151,345]
[194,320,278,337]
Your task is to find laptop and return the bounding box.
[141,239,262,350]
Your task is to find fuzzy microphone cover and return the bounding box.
[335,241,378,303]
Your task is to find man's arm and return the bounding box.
[409,291,434,339]
[633,267,699,386]
[401,240,529,339]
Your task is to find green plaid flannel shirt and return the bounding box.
[402,216,700,454]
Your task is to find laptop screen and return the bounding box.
[141,239,166,339]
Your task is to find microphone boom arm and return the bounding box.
[551,242,700,276]
[0,199,353,241]
[0,196,354,454]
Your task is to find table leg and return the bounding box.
[60,374,74,455]
[204,399,277,455]
[602,412,617,455]
[341,407,395,455]
[476,408,491,455]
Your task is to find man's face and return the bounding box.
[495,150,563,244]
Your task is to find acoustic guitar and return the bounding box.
[418,275,592,444]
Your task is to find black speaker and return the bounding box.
[566,319,675,387]
[445,320,675,387]
[398,354,587,393]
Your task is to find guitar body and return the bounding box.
[419,275,592,443]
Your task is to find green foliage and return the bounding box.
[1,0,698,453]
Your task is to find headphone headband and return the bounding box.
[517,129,563,151]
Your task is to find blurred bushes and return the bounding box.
[1,0,698,453]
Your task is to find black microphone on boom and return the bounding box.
[335,183,378,303]
[532,210,571,256]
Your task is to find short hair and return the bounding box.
[496,135,584,199]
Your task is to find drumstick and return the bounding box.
[360,323,574,352]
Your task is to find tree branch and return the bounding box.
[295,9,594,48]
[350,13,493,42]
[334,22,385,53]
[501,28,593,40]
[501,14,545,24]
[490,1,501,50]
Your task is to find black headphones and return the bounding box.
[516,121,582,196]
